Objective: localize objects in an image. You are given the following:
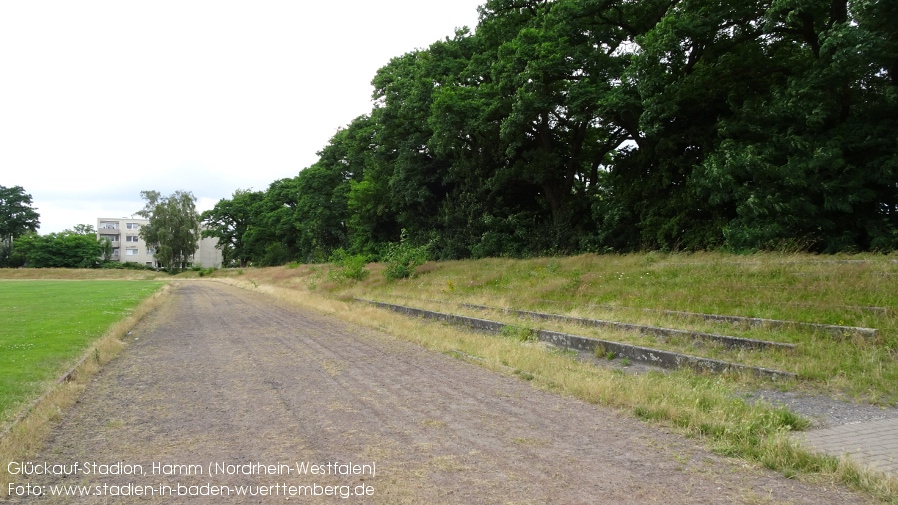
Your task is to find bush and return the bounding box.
[100,261,156,271]
[382,230,429,280]
[328,248,370,281]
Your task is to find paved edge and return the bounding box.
[798,418,898,477]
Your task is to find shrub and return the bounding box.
[100,261,156,271]
[328,249,370,281]
[382,230,429,280]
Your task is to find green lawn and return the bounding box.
[0,280,163,424]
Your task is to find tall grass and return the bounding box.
[326,252,898,404]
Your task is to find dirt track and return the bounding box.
[14,282,870,504]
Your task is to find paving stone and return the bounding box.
[797,417,898,478]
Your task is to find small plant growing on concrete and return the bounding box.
[501,325,536,342]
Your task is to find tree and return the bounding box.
[0,185,41,267]
[201,189,264,267]
[192,0,897,257]
[136,190,201,272]
[692,0,898,251]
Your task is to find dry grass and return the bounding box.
[0,268,167,281]
[0,284,172,496]
[208,253,898,503]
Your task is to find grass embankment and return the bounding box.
[204,252,898,502]
[0,278,167,496]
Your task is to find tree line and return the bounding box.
[202,0,898,265]
[5,1,896,270]
[1,185,119,268]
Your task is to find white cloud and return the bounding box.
[0,0,484,233]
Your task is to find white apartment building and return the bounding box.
[97,217,222,268]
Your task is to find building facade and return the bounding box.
[96,217,222,268]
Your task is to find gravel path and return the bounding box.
[743,390,898,429]
[13,282,873,504]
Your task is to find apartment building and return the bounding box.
[97,217,222,268]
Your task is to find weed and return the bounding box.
[382,230,429,280]
[304,265,324,290]
[500,325,536,342]
[621,357,631,366]
[105,419,125,429]
[565,269,583,290]
[328,249,369,282]
[197,267,215,277]
[421,419,447,428]
[550,347,578,358]
[514,369,535,381]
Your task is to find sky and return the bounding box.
[0,1,485,234]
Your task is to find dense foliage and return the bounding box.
[9,226,110,268]
[204,0,898,264]
[0,185,41,267]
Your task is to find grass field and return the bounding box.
[0,280,164,426]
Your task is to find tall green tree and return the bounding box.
[0,185,41,267]
[217,0,897,257]
[695,0,898,251]
[136,190,201,271]
[201,189,264,267]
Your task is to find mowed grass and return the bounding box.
[0,280,164,425]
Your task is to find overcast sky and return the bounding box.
[0,1,484,234]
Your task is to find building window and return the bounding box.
[112,248,120,256]
[99,221,119,229]
[125,248,138,256]
[125,235,139,242]
[126,223,140,230]
[100,234,120,242]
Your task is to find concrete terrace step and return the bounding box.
[361,299,796,381]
